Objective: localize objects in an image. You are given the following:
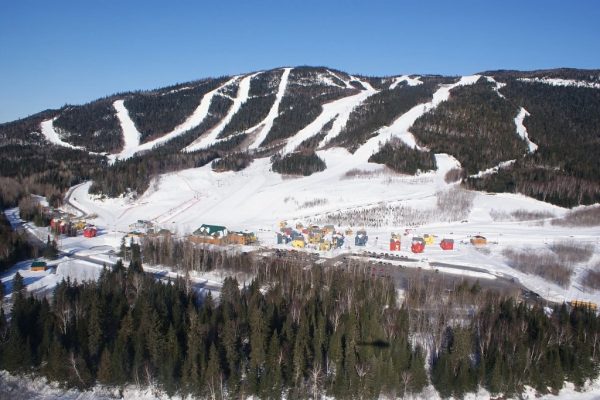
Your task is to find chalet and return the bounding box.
[569,300,598,312]
[440,238,454,250]
[319,241,332,251]
[355,230,368,246]
[411,237,425,253]
[194,224,228,238]
[423,234,435,245]
[332,233,345,248]
[470,235,487,247]
[83,225,97,238]
[390,234,401,251]
[31,260,48,271]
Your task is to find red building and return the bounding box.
[83,225,97,238]
[411,237,425,253]
[440,238,454,250]
[390,239,401,251]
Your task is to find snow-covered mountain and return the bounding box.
[2,66,600,207]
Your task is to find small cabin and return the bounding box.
[31,260,48,272]
[390,237,401,251]
[319,241,332,251]
[440,238,454,250]
[332,234,345,248]
[291,239,305,248]
[411,237,425,254]
[423,234,435,245]
[83,225,97,238]
[470,235,487,247]
[355,230,368,246]
[194,224,228,238]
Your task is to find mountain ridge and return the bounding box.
[1,66,599,208]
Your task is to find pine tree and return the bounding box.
[205,343,222,399]
[97,348,113,385]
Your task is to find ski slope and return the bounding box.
[284,77,378,153]
[109,100,142,163]
[354,75,481,162]
[248,68,292,149]
[519,77,600,89]
[184,72,260,152]
[40,118,87,151]
[389,75,423,89]
[515,107,538,153]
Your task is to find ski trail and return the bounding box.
[283,77,378,154]
[469,160,516,179]
[515,107,538,153]
[135,76,240,153]
[326,69,355,89]
[40,118,87,151]
[109,100,142,163]
[184,72,260,152]
[353,75,481,163]
[389,75,423,89]
[485,76,506,98]
[248,68,292,149]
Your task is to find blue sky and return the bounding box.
[1,0,599,123]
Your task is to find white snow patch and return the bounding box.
[515,107,538,153]
[248,68,292,149]
[184,72,260,152]
[40,118,87,151]
[519,77,600,89]
[108,100,142,163]
[469,160,516,179]
[485,75,506,98]
[390,75,423,89]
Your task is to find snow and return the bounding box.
[485,75,506,98]
[108,100,142,163]
[184,72,260,152]
[284,77,378,153]
[40,118,87,151]
[519,77,600,89]
[248,68,292,149]
[390,75,423,89]
[469,160,516,179]
[515,107,538,153]
[354,75,481,162]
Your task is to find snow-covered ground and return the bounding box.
[65,133,600,306]
[108,100,142,163]
[40,118,87,151]
[519,77,600,89]
[515,107,538,153]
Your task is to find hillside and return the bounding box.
[1,66,600,208]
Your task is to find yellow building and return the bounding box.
[291,239,305,248]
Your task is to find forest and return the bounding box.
[1,241,600,399]
[368,138,437,174]
[261,68,358,147]
[271,151,327,176]
[125,78,228,143]
[467,79,600,207]
[411,78,527,175]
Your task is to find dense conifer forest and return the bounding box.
[467,79,600,207]
[1,242,599,398]
[271,151,327,176]
[125,78,229,143]
[53,98,124,153]
[368,138,437,174]
[411,78,527,175]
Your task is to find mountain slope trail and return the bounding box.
[353,75,481,163]
[109,100,142,163]
[184,72,261,152]
[40,118,87,151]
[283,77,379,154]
[248,68,292,149]
[134,76,241,154]
[515,107,538,153]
